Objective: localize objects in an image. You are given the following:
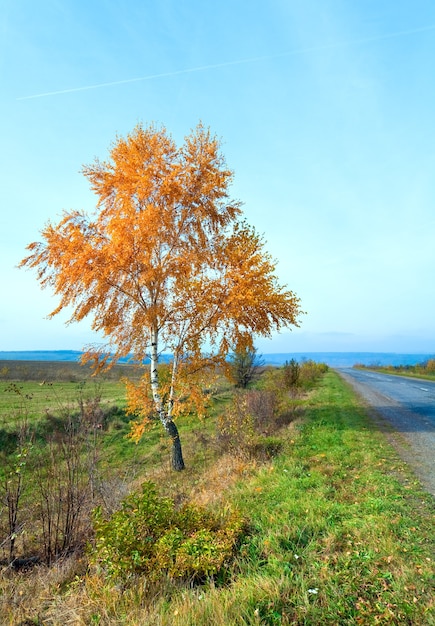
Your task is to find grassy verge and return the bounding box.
[2,371,434,625]
[355,364,435,382]
[371,369,435,382]
[154,371,434,625]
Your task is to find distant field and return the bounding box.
[0,360,139,430]
[0,379,126,428]
[0,359,141,382]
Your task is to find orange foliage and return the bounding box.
[20,122,303,460]
[125,363,216,443]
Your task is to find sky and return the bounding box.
[1,0,435,354]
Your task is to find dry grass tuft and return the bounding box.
[190,454,257,507]
[0,554,86,625]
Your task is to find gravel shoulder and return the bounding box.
[337,369,435,498]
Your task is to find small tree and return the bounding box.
[0,384,33,563]
[1,444,30,563]
[20,123,303,470]
[227,347,265,389]
[283,358,300,394]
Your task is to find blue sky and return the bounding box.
[1,0,435,354]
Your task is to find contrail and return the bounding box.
[17,23,435,101]
[17,58,269,100]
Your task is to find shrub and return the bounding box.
[226,348,265,388]
[217,389,285,461]
[299,359,328,388]
[282,358,300,391]
[244,389,278,433]
[217,392,256,456]
[90,481,244,582]
[424,358,435,373]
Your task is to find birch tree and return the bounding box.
[20,123,303,470]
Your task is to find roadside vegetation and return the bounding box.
[355,358,435,381]
[0,360,433,625]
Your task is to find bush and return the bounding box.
[226,348,265,388]
[424,358,435,373]
[217,389,285,461]
[282,358,300,391]
[298,360,328,388]
[90,481,244,582]
[217,392,256,456]
[245,389,278,432]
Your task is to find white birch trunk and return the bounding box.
[150,327,185,470]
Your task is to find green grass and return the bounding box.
[0,379,126,425]
[1,370,434,625]
[155,372,435,625]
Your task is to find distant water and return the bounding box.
[0,350,434,368]
[259,352,435,367]
[0,350,84,362]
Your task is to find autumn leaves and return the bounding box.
[21,123,303,469]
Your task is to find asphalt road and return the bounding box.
[337,368,435,497]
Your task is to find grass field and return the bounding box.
[0,359,134,429]
[0,365,433,625]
